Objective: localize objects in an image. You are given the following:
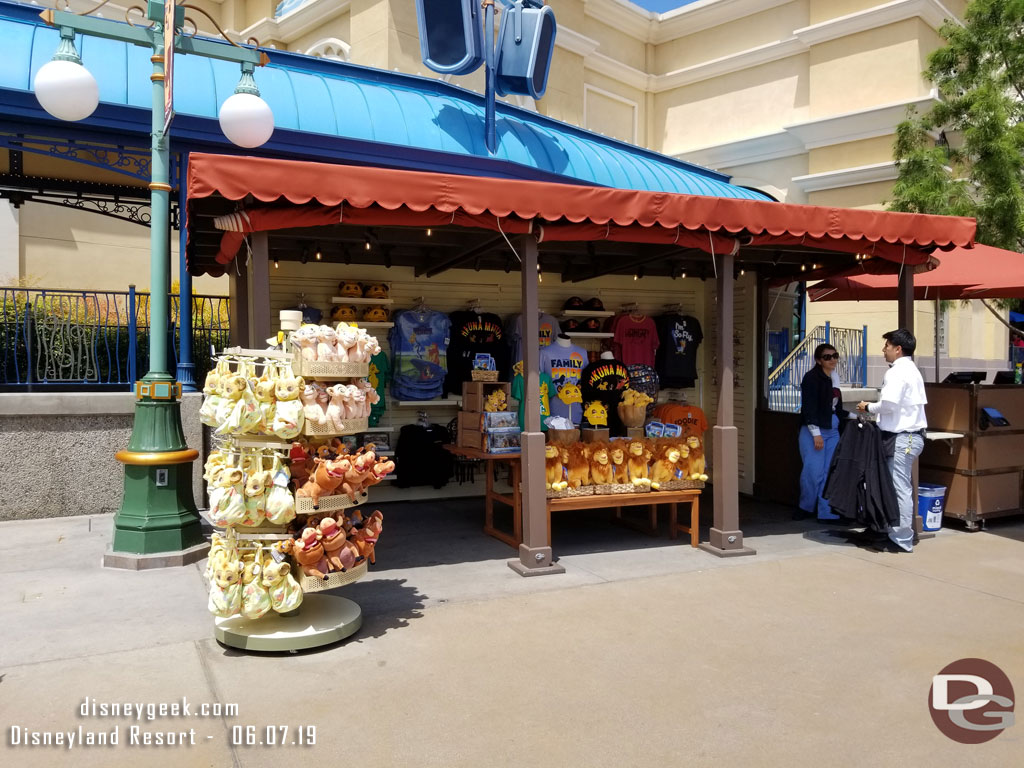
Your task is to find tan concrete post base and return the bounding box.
[509,545,566,576]
[700,425,756,558]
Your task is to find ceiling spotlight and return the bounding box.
[273,259,279,269]
[739,268,745,277]
[364,239,371,251]
[426,228,432,236]
[800,264,807,272]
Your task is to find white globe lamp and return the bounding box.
[219,92,275,148]
[33,58,99,122]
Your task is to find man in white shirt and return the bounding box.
[856,329,928,552]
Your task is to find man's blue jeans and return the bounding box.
[887,431,924,551]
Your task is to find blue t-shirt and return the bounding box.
[539,342,588,425]
[389,309,451,398]
[508,312,560,368]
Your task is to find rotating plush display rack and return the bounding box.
[199,310,393,651]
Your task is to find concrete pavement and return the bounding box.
[2,500,1022,767]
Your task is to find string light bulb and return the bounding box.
[364,239,371,251]
[426,228,432,236]
[273,259,279,269]
[315,248,322,261]
[800,264,807,272]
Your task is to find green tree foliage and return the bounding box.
[889,0,1024,253]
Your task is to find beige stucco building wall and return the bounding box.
[3,0,1005,385]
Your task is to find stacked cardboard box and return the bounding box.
[457,382,519,452]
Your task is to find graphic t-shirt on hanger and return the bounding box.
[613,314,659,367]
[445,310,508,395]
[581,357,630,432]
[539,342,588,425]
[368,350,391,426]
[511,364,552,432]
[508,312,560,367]
[656,314,703,388]
[389,309,450,400]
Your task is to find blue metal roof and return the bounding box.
[0,0,768,201]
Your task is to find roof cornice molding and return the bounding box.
[783,91,940,148]
[240,0,350,45]
[583,0,654,42]
[653,36,806,92]
[676,94,940,169]
[791,161,898,192]
[654,0,795,43]
[585,50,651,91]
[555,25,600,59]
[794,0,958,46]
[676,131,805,170]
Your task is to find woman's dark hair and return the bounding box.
[814,343,837,362]
[883,328,916,356]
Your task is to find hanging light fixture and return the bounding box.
[33,31,99,122]
[426,228,433,236]
[273,259,279,269]
[315,247,322,261]
[218,62,275,148]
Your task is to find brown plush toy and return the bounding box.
[588,443,615,485]
[649,442,682,490]
[318,517,359,572]
[287,528,330,579]
[686,435,709,481]
[565,443,591,489]
[545,444,567,491]
[627,439,652,488]
[609,443,629,484]
[296,456,349,509]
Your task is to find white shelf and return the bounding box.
[332,296,394,305]
[395,397,462,407]
[355,322,394,329]
[566,332,614,339]
[360,426,395,432]
[560,309,614,318]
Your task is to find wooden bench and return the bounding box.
[547,489,701,547]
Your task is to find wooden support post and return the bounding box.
[898,267,914,334]
[700,247,756,557]
[227,259,250,348]
[250,232,272,347]
[509,233,564,576]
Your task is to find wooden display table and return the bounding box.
[444,445,522,547]
[443,446,701,547]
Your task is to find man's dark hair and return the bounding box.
[813,343,837,361]
[883,329,917,356]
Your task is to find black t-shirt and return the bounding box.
[580,357,630,432]
[445,311,509,395]
[656,314,703,388]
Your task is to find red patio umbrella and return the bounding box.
[809,243,1024,301]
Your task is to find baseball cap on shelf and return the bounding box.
[583,317,603,331]
[561,318,582,332]
[584,297,604,311]
[563,296,585,311]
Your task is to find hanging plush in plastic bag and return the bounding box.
[271,366,305,440]
[200,359,230,427]
[240,545,272,619]
[263,559,303,613]
[253,364,277,434]
[209,465,247,527]
[264,456,296,525]
[239,456,270,527]
[207,551,243,617]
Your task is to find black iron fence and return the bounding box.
[0,287,230,390]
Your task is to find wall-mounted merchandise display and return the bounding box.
[389,303,451,401]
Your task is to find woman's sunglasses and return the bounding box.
[819,353,840,361]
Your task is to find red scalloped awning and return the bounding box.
[186,153,976,275]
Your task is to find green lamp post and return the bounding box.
[34,0,274,561]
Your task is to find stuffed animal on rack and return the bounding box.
[200,362,226,427]
[618,388,654,429]
[608,443,629,484]
[484,389,508,413]
[318,517,360,572]
[290,325,320,361]
[300,383,326,426]
[565,443,591,489]
[627,439,652,488]
[362,306,389,322]
[332,305,358,324]
[349,386,368,420]
[287,442,312,489]
[364,283,389,300]
[650,443,683,490]
[361,456,395,493]
[352,510,383,564]
[205,532,231,582]
[207,553,243,617]
[324,384,350,428]
[349,328,379,364]
[213,371,249,434]
[342,509,364,532]
[341,450,375,502]
[334,324,357,362]
[261,559,303,613]
[296,456,349,509]
[264,457,296,525]
[588,443,615,485]
[253,373,277,433]
[316,325,339,362]
[286,527,330,579]
[210,466,247,527]
[271,371,305,440]
[355,378,380,409]
[686,435,708,481]
[240,467,270,526]
[545,444,566,491]
[240,547,272,619]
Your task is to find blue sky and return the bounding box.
[629,0,702,12]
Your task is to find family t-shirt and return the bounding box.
[656,314,703,387]
[539,342,587,424]
[612,314,659,367]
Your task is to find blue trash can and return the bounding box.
[917,483,946,531]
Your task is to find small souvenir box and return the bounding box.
[363,432,391,451]
[485,427,521,454]
[482,411,518,430]
[462,381,511,413]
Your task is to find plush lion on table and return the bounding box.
[545,444,567,491]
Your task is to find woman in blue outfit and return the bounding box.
[798,343,847,521]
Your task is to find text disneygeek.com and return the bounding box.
[7,697,316,750]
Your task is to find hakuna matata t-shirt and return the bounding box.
[539,342,588,425]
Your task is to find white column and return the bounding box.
[0,201,20,283]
